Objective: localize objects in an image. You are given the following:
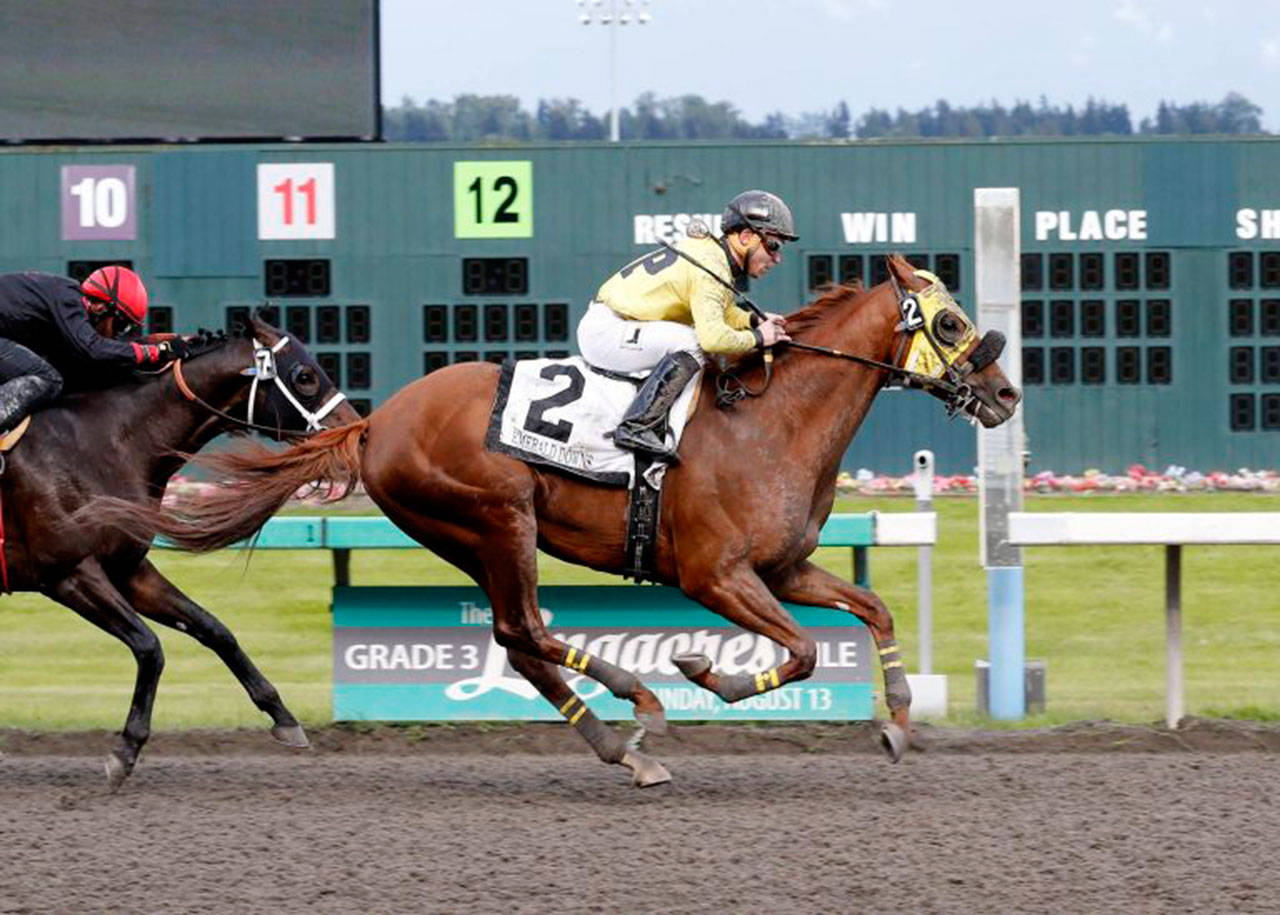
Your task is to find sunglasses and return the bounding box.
[107,308,140,338]
[759,234,783,255]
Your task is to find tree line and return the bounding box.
[382,92,1266,142]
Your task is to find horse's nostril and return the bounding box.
[999,386,1021,406]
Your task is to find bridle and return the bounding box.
[171,335,347,435]
[650,232,1001,419]
[883,271,994,419]
[717,273,1004,421]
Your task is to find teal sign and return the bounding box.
[333,586,873,722]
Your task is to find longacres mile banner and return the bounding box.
[333,586,874,721]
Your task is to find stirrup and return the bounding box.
[614,426,678,462]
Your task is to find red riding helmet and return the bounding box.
[81,265,148,327]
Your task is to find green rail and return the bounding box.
[160,512,926,588]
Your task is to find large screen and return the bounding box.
[0,0,378,142]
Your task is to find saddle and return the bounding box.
[485,356,700,488]
[485,357,702,582]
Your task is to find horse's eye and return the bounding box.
[290,364,320,397]
[933,310,967,346]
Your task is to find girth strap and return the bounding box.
[623,456,663,583]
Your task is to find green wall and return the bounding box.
[4,136,1279,473]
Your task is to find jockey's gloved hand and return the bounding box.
[759,319,790,347]
[156,338,192,362]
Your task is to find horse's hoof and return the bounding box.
[672,653,711,679]
[909,728,926,753]
[635,708,668,737]
[271,723,311,748]
[104,752,129,792]
[879,722,908,763]
[621,750,672,788]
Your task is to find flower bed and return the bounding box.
[834,464,1280,496]
[163,463,1280,507]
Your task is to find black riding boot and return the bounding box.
[613,351,701,462]
[0,375,59,434]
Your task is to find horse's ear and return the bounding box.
[247,312,282,342]
[887,253,928,291]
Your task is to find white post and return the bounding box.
[913,449,935,674]
[906,448,948,718]
[975,187,1026,720]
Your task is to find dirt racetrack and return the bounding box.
[3,719,1278,914]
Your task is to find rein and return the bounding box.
[651,235,983,417]
[172,360,288,436]
[716,336,965,408]
[716,274,982,417]
[172,336,347,436]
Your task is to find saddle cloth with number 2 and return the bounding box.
[484,356,699,488]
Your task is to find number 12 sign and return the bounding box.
[454,161,532,239]
[257,162,335,240]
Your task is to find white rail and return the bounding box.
[872,510,937,546]
[1007,512,1280,727]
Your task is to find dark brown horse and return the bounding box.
[138,255,1020,786]
[8,317,358,788]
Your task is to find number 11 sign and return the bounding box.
[257,162,335,240]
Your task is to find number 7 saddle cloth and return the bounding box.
[484,356,700,488]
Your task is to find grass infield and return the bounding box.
[1,492,1276,731]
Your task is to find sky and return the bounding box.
[381,0,1280,131]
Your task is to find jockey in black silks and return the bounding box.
[0,265,189,433]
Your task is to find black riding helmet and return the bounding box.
[721,190,799,241]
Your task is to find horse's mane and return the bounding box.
[178,327,233,358]
[55,328,233,408]
[708,282,871,382]
[783,281,868,341]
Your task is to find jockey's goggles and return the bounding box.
[107,307,141,338]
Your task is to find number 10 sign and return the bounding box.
[257,162,335,240]
[61,165,136,241]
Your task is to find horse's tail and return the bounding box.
[159,419,370,552]
[92,419,370,553]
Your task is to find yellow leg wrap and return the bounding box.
[879,641,902,670]
[754,667,781,693]
[564,647,591,672]
[558,694,589,724]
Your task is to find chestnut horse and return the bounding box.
[139,255,1020,786]
[10,317,358,788]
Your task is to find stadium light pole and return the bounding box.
[578,0,652,142]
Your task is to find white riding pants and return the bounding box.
[576,301,704,375]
